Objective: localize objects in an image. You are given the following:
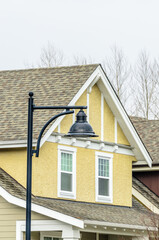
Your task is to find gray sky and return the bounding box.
[1,0,159,70]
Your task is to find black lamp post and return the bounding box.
[26,92,97,240]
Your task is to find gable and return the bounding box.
[55,83,130,147]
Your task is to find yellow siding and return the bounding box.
[117,123,130,145]
[104,100,115,142]
[60,90,87,134]
[0,141,134,206]
[0,196,51,240]
[0,149,27,187]
[89,84,101,140]
[113,154,134,206]
[60,113,73,134]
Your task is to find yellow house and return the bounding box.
[0,64,155,240]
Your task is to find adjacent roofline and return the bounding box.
[0,186,84,228]
[132,187,159,214]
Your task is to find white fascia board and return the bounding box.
[40,66,101,148]
[84,220,157,231]
[0,140,36,149]
[0,186,84,228]
[96,67,152,167]
[132,187,159,214]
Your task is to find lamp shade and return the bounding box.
[66,109,98,137]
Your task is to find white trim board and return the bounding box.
[0,140,36,149]
[0,186,84,228]
[16,220,78,240]
[132,187,159,214]
[48,135,135,157]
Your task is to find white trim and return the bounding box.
[40,67,101,148]
[0,140,36,149]
[41,231,62,240]
[132,187,159,214]
[95,151,113,203]
[87,92,89,122]
[114,118,117,144]
[16,220,75,240]
[0,186,83,229]
[58,123,60,133]
[132,166,159,172]
[101,93,104,141]
[48,135,134,157]
[84,220,157,231]
[96,67,152,167]
[58,145,77,199]
[73,112,75,124]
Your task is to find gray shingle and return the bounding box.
[0,65,98,141]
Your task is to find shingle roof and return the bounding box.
[130,117,159,164]
[0,65,98,141]
[132,176,159,209]
[0,168,156,228]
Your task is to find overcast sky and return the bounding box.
[1,0,159,70]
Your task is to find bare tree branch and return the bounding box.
[38,42,65,68]
[132,50,159,119]
[103,46,131,109]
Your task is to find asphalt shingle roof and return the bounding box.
[130,117,159,164]
[0,168,156,228]
[0,65,98,141]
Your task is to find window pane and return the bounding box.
[61,172,72,191]
[61,152,72,172]
[98,178,109,196]
[44,238,52,240]
[98,158,109,177]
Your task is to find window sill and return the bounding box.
[96,195,112,204]
[58,191,76,200]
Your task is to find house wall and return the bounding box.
[0,196,51,240]
[0,84,135,207]
[0,142,134,206]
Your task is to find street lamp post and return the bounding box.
[26,92,97,240]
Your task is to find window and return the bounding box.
[95,151,113,203]
[58,145,76,199]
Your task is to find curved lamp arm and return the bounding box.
[35,110,74,157]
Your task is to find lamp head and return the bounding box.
[66,109,98,137]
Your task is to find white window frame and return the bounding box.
[58,145,77,199]
[95,151,113,203]
[41,231,62,240]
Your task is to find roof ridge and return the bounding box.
[0,64,100,73]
